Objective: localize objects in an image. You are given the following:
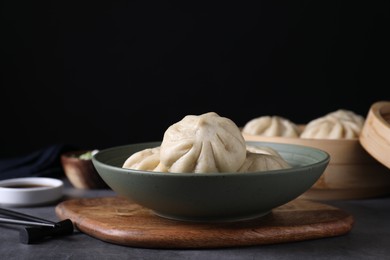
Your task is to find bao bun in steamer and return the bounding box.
[242,115,301,138]
[242,109,390,200]
[300,109,365,139]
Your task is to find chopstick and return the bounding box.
[0,217,55,227]
[0,207,74,244]
[0,208,56,225]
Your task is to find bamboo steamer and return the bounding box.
[242,103,390,200]
[360,101,390,170]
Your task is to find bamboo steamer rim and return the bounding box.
[360,100,390,169]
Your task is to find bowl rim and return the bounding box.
[92,141,330,177]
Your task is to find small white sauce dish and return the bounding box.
[0,177,64,207]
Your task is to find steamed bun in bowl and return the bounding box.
[122,147,161,171]
[122,112,292,174]
[238,151,291,172]
[159,112,247,173]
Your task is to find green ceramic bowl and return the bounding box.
[92,141,329,222]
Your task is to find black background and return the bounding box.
[1,1,389,157]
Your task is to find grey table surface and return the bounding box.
[1,179,390,260]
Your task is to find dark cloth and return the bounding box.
[0,144,77,180]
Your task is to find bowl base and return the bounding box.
[152,210,271,223]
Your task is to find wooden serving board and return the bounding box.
[55,196,354,249]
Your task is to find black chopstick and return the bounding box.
[0,217,55,227]
[0,207,56,225]
[0,207,74,244]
